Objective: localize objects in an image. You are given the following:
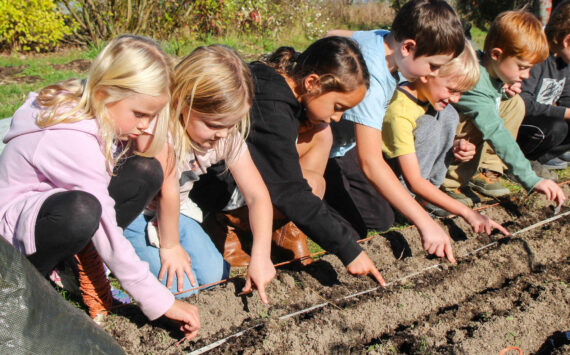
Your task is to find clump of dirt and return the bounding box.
[51,59,91,73]
[101,185,569,354]
[0,64,40,84]
[0,65,25,77]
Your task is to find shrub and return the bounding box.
[455,0,536,29]
[0,0,74,52]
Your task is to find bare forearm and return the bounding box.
[247,195,273,258]
[361,156,435,229]
[157,186,181,248]
[408,177,470,217]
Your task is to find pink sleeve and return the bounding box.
[33,129,174,320]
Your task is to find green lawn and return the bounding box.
[0,32,315,119]
[0,48,95,118]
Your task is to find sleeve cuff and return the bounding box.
[336,238,363,266]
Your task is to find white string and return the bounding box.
[188,210,569,355]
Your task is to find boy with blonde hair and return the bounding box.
[326,0,466,263]
[442,10,566,207]
[382,41,508,235]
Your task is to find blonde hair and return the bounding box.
[171,45,253,166]
[437,40,480,92]
[484,10,549,65]
[36,35,173,170]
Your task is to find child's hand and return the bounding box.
[533,179,567,206]
[453,139,476,162]
[346,251,386,286]
[464,210,509,235]
[418,222,456,263]
[503,82,522,97]
[242,254,276,304]
[164,300,201,340]
[159,244,196,292]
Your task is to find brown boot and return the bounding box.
[271,222,313,266]
[202,212,251,267]
[224,206,251,232]
[222,226,251,267]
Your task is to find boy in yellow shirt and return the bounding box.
[383,42,508,235]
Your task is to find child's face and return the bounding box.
[398,50,453,82]
[106,92,169,141]
[554,34,570,64]
[418,74,463,111]
[489,49,532,85]
[184,107,247,149]
[303,85,367,126]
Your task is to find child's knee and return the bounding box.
[304,172,326,199]
[64,191,101,246]
[500,95,525,128]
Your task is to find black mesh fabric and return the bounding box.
[0,237,124,354]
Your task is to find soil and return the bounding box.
[51,59,91,73]
[0,65,40,84]
[102,185,570,354]
[0,59,91,85]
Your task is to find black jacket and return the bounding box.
[193,62,363,265]
[521,54,570,120]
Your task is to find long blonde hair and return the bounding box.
[36,35,173,170]
[171,45,253,166]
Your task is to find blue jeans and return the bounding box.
[124,214,230,299]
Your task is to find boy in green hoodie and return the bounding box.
[442,10,566,207]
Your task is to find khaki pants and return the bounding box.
[442,95,525,190]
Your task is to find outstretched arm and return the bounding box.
[138,134,196,292]
[354,123,456,262]
[229,149,275,304]
[325,29,355,38]
[398,153,509,236]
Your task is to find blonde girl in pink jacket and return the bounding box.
[0,35,200,339]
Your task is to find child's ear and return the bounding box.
[303,74,321,93]
[489,47,504,61]
[94,88,108,103]
[400,39,417,58]
[562,34,570,49]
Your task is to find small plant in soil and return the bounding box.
[420,337,430,354]
[505,332,519,346]
[366,343,381,352]
[259,309,270,319]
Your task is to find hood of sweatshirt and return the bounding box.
[3,92,100,145]
[249,62,302,115]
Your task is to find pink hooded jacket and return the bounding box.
[0,93,174,320]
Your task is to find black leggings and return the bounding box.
[324,147,395,235]
[28,156,163,276]
[517,116,570,162]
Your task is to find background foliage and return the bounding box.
[0,0,551,53]
[455,0,536,29]
[0,0,397,52]
[0,0,75,52]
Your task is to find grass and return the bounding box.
[558,166,570,181]
[0,30,317,120]
[0,48,94,118]
[470,26,487,50]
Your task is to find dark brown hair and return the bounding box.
[391,0,465,58]
[262,36,369,97]
[545,0,570,52]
